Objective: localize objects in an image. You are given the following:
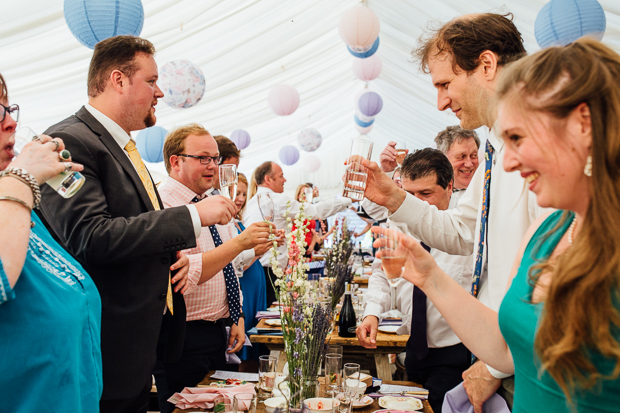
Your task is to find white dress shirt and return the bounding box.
[244,186,352,269]
[84,104,201,238]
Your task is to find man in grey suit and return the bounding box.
[38,36,237,413]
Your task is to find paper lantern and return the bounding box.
[230,129,251,150]
[64,0,144,49]
[358,91,383,117]
[339,7,380,53]
[297,128,322,152]
[355,108,375,123]
[303,155,321,173]
[268,85,300,116]
[355,124,374,134]
[352,54,382,81]
[535,0,606,48]
[347,36,380,58]
[354,88,374,105]
[279,145,300,166]
[354,115,374,128]
[158,60,206,109]
[136,126,167,163]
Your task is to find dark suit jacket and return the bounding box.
[38,106,197,401]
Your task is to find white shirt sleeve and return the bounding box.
[486,363,513,379]
[232,248,256,277]
[185,204,202,238]
[362,259,391,320]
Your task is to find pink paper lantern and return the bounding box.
[355,124,374,134]
[352,54,382,81]
[339,7,380,53]
[268,85,300,116]
[303,154,321,173]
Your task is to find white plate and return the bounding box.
[265,318,282,326]
[377,325,400,334]
[378,396,423,411]
[352,396,373,409]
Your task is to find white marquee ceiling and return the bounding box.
[3,0,620,198]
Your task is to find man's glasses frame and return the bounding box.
[177,154,222,165]
[0,103,19,123]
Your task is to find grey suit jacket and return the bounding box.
[38,106,196,400]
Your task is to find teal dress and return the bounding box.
[0,212,102,412]
[499,210,620,412]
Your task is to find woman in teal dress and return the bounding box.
[0,73,102,412]
[372,38,620,412]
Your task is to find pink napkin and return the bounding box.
[168,383,256,410]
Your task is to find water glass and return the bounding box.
[327,345,343,356]
[219,164,238,201]
[343,138,373,201]
[325,354,342,395]
[394,141,407,165]
[334,389,351,413]
[214,394,234,413]
[303,186,313,203]
[259,355,277,399]
[343,363,360,398]
[233,393,257,413]
[378,225,406,285]
[258,192,275,222]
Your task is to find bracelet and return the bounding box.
[0,196,35,228]
[0,168,41,209]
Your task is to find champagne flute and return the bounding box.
[258,192,275,222]
[378,225,406,285]
[343,138,373,201]
[219,164,238,201]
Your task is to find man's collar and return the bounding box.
[84,104,132,150]
[162,176,208,204]
[488,122,504,152]
[256,186,274,194]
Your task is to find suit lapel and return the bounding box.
[75,106,159,211]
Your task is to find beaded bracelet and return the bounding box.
[0,168,41,209]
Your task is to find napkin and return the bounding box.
[442,383,509,413]
[168,383,256,410]
[256,311,281,320]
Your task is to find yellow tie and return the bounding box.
[125,140,174,315]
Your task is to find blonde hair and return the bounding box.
[163,123,211,173]
[497,37,620,399]
[237,173,248,221]
[294,184,310,202]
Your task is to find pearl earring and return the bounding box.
[584,155,592,177]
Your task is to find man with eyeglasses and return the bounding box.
[37,36,238,413]
[153,123,272,413]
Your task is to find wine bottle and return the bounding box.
[338,283,356,337]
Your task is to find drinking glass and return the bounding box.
[219,164,238,201]
[214,394,234,413]
[378,224,406,285]
[334,388,351,413]
[325,354,342,396]
[343,138,373,201]
[233,393,257,413]
[394,141,407,165]
[327,345,343,356]
[259,355,277,399]
[13,127,85,198]
[258,192,275,222]
[303,186,313,203]
[343,363,360,399]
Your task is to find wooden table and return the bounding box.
[173,372,432,413]
[352,276,369,286]
[250,320,409,381]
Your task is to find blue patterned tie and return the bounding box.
[410,242,431,360]
[471,140,494,298]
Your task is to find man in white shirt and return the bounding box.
[356,14,547,411]
[357,149,472,413]
[244,161,352,305]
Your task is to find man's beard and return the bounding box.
[144,111,156,128]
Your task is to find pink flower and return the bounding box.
[283,306,290,313]
[292,292,299,299]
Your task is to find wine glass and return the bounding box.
[378,225,406,285]
[219,164,238,201]
[258,192,275,222]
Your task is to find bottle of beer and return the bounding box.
[338,283,356,337]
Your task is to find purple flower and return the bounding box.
[294,351,299,359]
[294,367,302,378]
[294,327,303,344]
[292,306,304,322]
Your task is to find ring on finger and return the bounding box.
[51,139,60,151]
[31,135,42,142]
[64,162,72,172]
[59,149,71,161]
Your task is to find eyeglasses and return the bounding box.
[0,103,19,123]
[177,154,222,165]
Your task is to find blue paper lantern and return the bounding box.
[279,145,300,166]
[358,91,383,117]
[535,0,606,48]
[230,130,251,150]
[347,36,380,58]
[354,115,375,128]
[136,126,167,163]
[64,0,145,49]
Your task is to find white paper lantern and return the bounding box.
[297,128,322,152]
[268,85,300,116]
[303,155,321,173]
[355,124,374,134]
[339,7,380,53]
[159,60,206,109]
[352,54,382,81]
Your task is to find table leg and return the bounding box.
[374,354,392,381]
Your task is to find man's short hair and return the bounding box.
[413,13,526,75]
[88,35,156,98]
[213,135,240,163]
[400,148,454,189]
[163,123,211,173]
[254,161,274,185]
[434,126,480,154]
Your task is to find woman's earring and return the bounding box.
[584,155,592,177]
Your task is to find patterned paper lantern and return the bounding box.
[64,0,144,49]
[352,54,382,81]
[358,91,383,117]
[279,145,300,166]
[354,114,374,128]
[535,0,606,48]
[136,126,167,163]
[230,129,251,150]
[339,7,380,53]
[355,108,375,124]
[347,36,380,59]
[297,128,322,152]
[355,124,374,134]
[159,60,206,109]
[303,155,321,173]
[268,85,300,116]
